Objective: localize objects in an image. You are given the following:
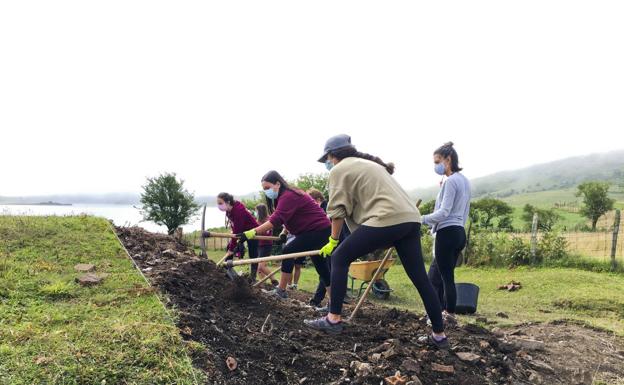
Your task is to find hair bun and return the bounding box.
[444,141,454,147]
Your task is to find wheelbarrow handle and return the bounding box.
[224,250,321,267]
[202,231,280,242]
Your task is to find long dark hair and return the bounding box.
[255,203,269,223]
[217,192,235,206]
[261,170,304,212]
[434,141,462,172]
[329,145,395,175]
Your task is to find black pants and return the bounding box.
[311,224,351,305]
[281,227,331,287]
[258,244,272,258]
[428,226,466,314]
[330,222,444,333]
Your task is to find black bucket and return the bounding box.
[455,283,479,314]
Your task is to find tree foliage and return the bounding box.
[140,173,199,234]
[576,181,615,230]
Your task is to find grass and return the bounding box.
[0,215,203,385]
[205,249,624,336]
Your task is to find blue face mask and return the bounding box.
[434,162,446,175]
[325,160,334,171]
[264,187,279,200]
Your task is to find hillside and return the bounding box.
[411,149,624,202]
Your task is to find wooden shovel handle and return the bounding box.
[203,231,280,242]
[224,250,320,267]
[252,267,281,287]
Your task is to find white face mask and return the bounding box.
[217,203,228,212]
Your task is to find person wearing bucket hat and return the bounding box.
[303,135,448,347]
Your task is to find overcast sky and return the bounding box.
[1,1,623,197]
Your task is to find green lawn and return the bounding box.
[207,250,624,336]
[0,216,203,385]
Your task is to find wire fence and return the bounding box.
[511,209,622,265]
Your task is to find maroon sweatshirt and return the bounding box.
[226,201,259,251]
[268,189,330,236]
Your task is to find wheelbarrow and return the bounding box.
[348,258,395,300]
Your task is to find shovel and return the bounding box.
[199,205,241,280]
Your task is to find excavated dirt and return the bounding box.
[115,226,624,385]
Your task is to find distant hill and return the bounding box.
[0,193,141,205]
[410,149,624,202]
[5,150,623,207]
[0,192,256,207]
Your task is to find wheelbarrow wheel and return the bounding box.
[372,279,391,300]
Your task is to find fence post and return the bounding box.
[530,212,539,263]
[611,209,621,270]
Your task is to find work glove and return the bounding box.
[238,229,257,242]
[319,236,339,257]
[277,232,288,245]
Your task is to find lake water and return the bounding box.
[0,204,226,234]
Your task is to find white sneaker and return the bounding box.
[287,284,298,290]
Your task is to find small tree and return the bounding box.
[294,173,329,200]
[140,173,199,234]
[576,181,615,231]
[470,198,513,230]
[521,204,561,231]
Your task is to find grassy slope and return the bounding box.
[501,188,624,231]
[0,216,203,385]
[205,251,624,336]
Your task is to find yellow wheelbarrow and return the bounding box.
[348,258,395,300]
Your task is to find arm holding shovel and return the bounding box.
[238,219,274,243]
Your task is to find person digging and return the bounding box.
[303,134,449,348]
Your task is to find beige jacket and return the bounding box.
[326,157,421,231]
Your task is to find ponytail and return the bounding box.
[329,146,395,175]
[433,141,462,172]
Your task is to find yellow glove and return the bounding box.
[319,236,339,257]
[239,229,256,242]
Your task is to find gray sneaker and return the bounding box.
[304,316,344,334]
[262,287,288,300]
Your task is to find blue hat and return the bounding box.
[318,134,353,163]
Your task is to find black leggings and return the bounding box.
[281,227,331,287]
[428,226,466,314]
[330,222,444,333]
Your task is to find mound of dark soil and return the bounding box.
[115,226,624,385]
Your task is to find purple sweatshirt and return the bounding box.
[268,189,330,236]
[226,201,259,251]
